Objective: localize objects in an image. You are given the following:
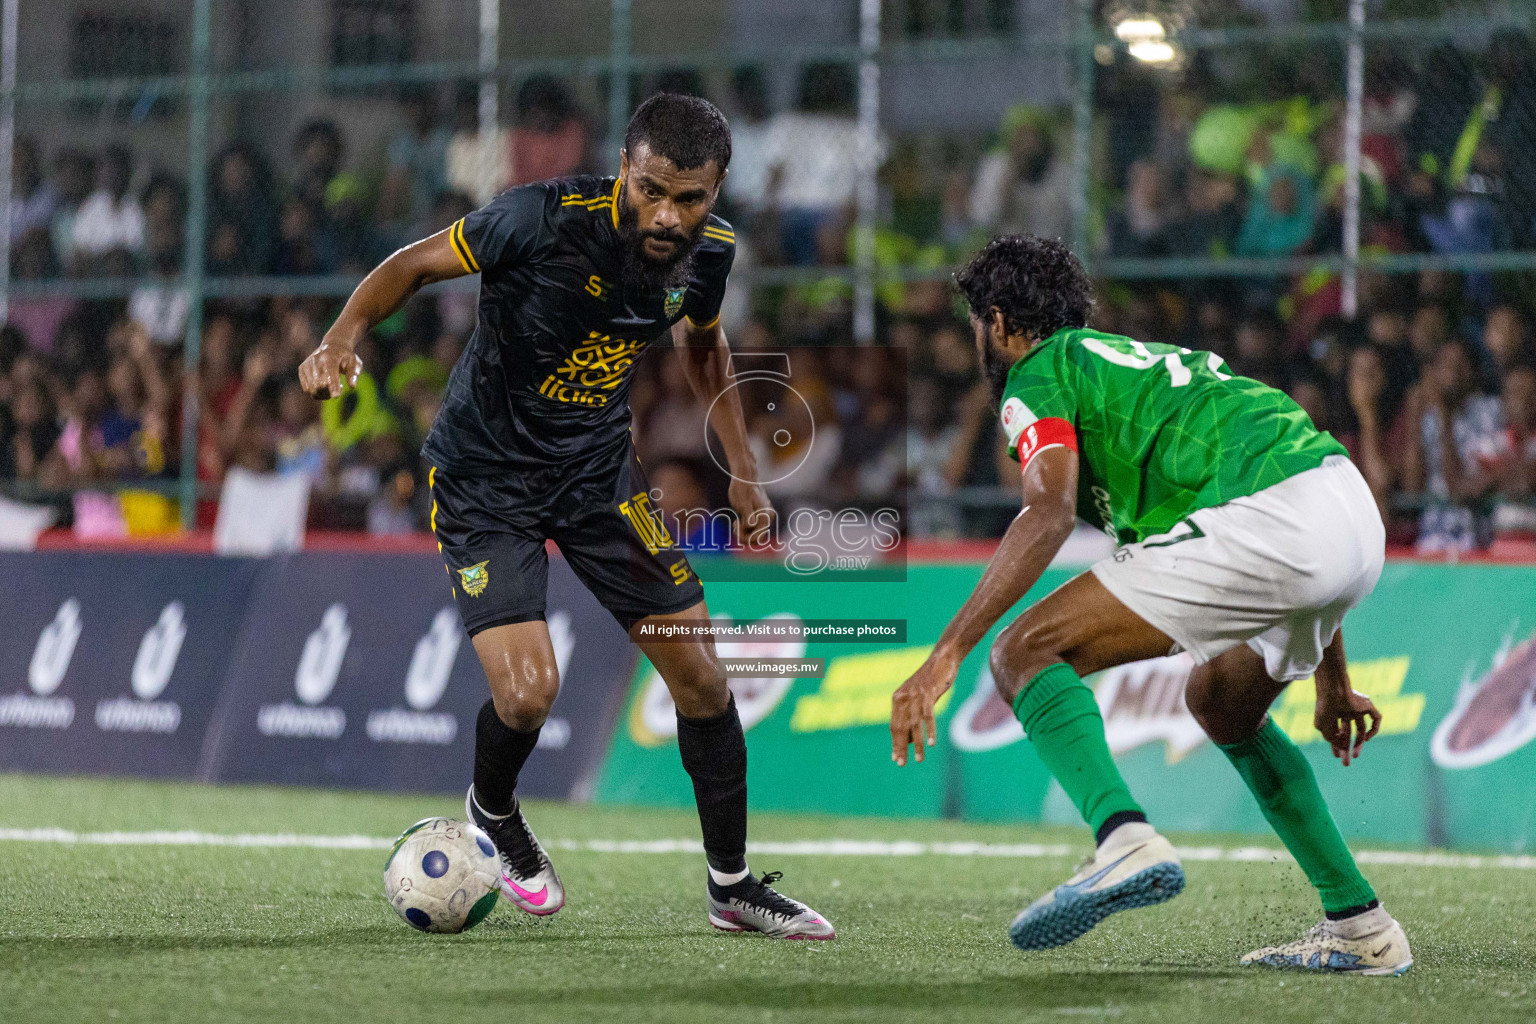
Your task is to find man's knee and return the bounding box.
[1185,647,1286,746]
[1184,671,1220,737]
[665,651,728,719]
[989,618,1061,707]
[486,659,560,731]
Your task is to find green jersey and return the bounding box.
[999,327,1347,544]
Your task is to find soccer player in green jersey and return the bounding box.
[891,236,1412,975]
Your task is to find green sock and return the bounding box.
[1011,662,1144,837]
[1218,717,1376,914]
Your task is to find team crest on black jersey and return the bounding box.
[457,560,490,597]
[664,288,686,318]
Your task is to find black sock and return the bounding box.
[1094,809,1149,846]
[1325,899,1380,921]
[676,695,748,875]
[472,699,541,816]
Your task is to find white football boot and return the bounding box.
[465,786,566,917]
[1241,905,1413,976]
[1009,822,1185,950]
[707,870,836,940]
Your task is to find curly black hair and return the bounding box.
[625,93,732,172]
[953,235,1094,341]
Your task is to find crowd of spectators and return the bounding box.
[4,33,1536,551]
[1073,29,1536,553]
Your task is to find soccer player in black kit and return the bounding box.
[299,95,833,939]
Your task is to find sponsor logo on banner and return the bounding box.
[96,602,186,734]
[790,645,939,732]
[258,603,349,739]
[950,656,1202,758]
[950,653,1424,763]
[365,609,575,749]
[629,613,803,746]
[1431,625,1536,769]
[949,665,1022,752]
[1,599,80,730]
[537,611,575,751]
[1096,654,1206,761]
[1270,656,1423,745]
[368,607,461,745]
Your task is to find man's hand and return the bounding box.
[1314,687,1382,766]
[727,477,773,547]
[298,342,363,400]
[891,650,959,766]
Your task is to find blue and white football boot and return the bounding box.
[1009,821,1185,951]
[1241,905,1412,976]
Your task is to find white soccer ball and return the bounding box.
[384,817,502,933]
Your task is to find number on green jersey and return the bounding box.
[999,327,1346,544]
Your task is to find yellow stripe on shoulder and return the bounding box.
[685,313,722,330]
[448,219,478,273]
[458,219,481,272]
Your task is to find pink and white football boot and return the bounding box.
[465,786,566,917]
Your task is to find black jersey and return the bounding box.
[422,174,736,473]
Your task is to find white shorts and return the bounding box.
[1090,455,1385,682]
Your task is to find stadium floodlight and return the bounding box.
[1113,14,1178,63]
[1128,39,1178,63]
[1114,17,1165,42]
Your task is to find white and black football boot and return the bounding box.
[706,870,835,940]
[465,786,565,917]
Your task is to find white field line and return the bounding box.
[0,827,1534,869]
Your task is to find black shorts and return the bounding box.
[428,440,704,636]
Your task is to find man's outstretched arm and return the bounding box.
[891,445,1079,765]
[299,229,471,399]
[671,318,772,544]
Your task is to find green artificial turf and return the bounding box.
[0,774,1531,1023]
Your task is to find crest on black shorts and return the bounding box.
[457,560,490,597]
[664,288,686,319]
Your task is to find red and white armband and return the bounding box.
[1001,397,1076,473]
